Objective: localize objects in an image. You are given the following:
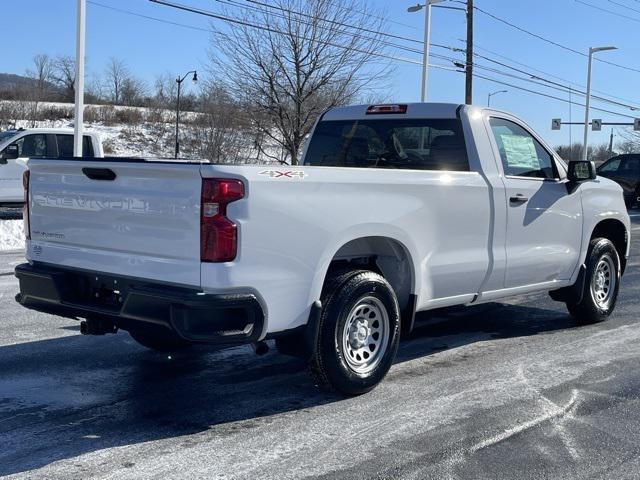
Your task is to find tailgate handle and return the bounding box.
[82,167,116,181]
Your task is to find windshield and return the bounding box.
[0,130,18,143]
[303,118,469,171]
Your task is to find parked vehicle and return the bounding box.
[0,128,104,206]
[597,154,640,208]
[15,103,630,395]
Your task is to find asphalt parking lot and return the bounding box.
[1,215,640,479]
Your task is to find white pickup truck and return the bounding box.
[15,103,630,395]
[0,128,104,206]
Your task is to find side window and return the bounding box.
[620,158,640,175]
[56,135,95,157]
[599,158,621,173]
[83,135,95,157]
[13,134,48,158]
[56,135,74,157]
[489,117,557,179]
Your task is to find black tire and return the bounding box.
[567,237,621,324]
[308,269,401,396]
[129,326,193,353]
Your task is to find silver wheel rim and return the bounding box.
[342,296,390,374]
[591,253,616,310]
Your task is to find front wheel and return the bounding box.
[567,238,621,324]
[308,269,401,396]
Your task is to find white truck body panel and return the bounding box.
[23,104,631,337]
[28,160,202,287]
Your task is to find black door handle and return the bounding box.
[510,194,528,204]
[82,167,116,181]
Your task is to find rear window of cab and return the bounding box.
[303,118,469,171]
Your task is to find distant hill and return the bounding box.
[0,73,59,93]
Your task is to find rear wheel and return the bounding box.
[308,269,400,396]
[129,326,193,353]
[567,238,620,324]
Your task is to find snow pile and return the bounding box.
[0,220,25,251]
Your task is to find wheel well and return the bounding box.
[326,236,414,317]
[591,219,628,273]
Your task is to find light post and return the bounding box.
[582,46,616,161]
[408,1,444,102]
[73,0,86,157]
[175,70,197,159]
[487,89,507,107]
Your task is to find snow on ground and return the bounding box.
[0,220,24,251]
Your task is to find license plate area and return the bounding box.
[61,271,129,312]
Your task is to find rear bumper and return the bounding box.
[14,262,265,345]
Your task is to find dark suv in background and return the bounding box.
[597,154,640,208]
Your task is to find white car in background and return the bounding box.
[0,128,104,206]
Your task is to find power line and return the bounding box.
[88,0,210,32]
[432,43,640,111]
[459,41,640,106]
[607,0,640,15]
[474,4,640,74]
[104,0,638,119]
[576,0,640,22]
[214,0,427,55]
[472,73,637,119]
[150,0,426,66]
[326,0,421,31]
[197,0,640,110]
[469,51,640,111]
[219,1,639,111]
[432,48,640,111]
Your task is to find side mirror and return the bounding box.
[568,160,596,183]
[0,144,19,163]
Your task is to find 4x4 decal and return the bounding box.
[258,170,307,179]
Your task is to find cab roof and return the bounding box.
[322,103,465,121]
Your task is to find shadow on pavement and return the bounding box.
[0,300,575,476]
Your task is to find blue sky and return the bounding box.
[3,0,640,147]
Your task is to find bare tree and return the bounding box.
[153,72,177,108]
[105,57,129,104]
[208,0,387,164]
[26,54,53,102]
[86,72,105,103]
[556,142,615,164]
[189,84,254,163]
[616,139,640,154]
[120,76,148,106]
[51,55,76,102]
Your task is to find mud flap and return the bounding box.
[549,264,587,304]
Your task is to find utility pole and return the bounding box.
[465,0,473,104]
[608,128,614,156]
[174,70,197,159]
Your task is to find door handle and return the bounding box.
[510,194,528,204]
[82,167,116,181]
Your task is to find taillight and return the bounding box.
[201,178,244,262]
[23,170,30,240]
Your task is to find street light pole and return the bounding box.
[582,46,617,161]
[408,1,443,102]
[73,0,86,157]
[487,89,507,107]
[174,70,197,159]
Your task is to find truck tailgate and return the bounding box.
[27,159,203,287]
